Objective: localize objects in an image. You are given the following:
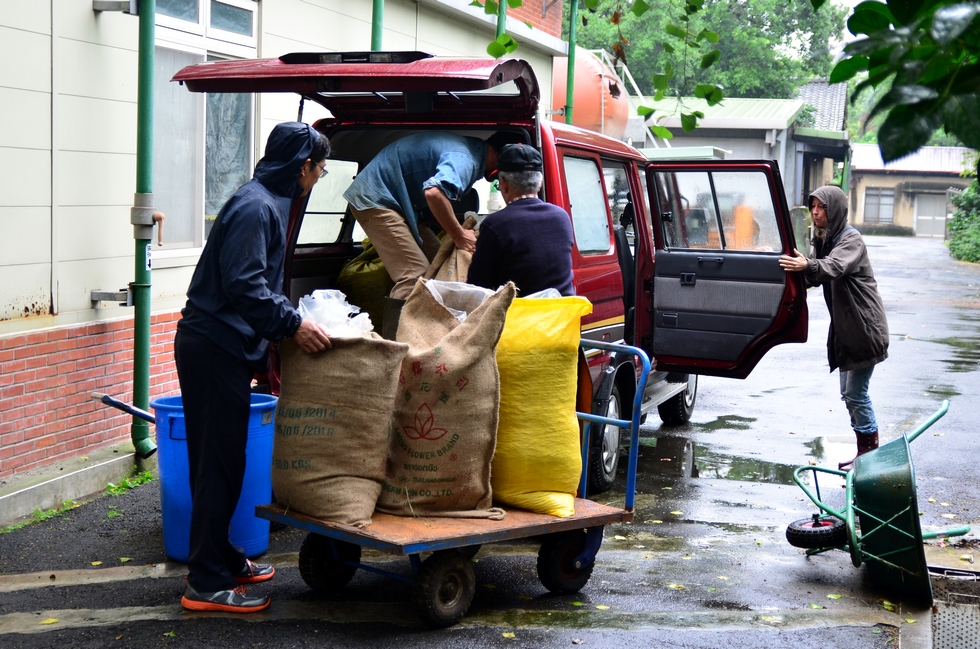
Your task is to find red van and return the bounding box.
[174,52,808,491]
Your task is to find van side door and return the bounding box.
[644,161,808,379]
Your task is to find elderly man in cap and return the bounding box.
[467,143,574,296]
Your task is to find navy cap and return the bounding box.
[497,143,543,172]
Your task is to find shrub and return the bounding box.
[948,180,980,263]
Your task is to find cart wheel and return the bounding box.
[412,551,476,627]
[786,516,847,549]
[298,533,361,591]
[658,375,698,426]
[537,530,595,594]
[589,385,623,494]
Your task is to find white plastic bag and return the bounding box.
[424,280,495,322]
[297,289,374,337]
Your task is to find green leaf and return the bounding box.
[694,83,715,98]
[487,40,506,58]
[877,104,943,162]
[631,0,650,17]
[890,84,940,106]
[665,23,687,39]
[637,105,655,117]
[681,112,698,132]
[506,0,523,7]
[663,42,675,54]
[653,74,669,91]
[932,4,980,46]
[697,29,720,44]
[829,56,870,84]
[524,20,533,29]
[650,125,673,140]
[469,0,482,6]
[584,0,600,8]
[943,94,980,149]
[700,49,720,69]
[809,0,827,9]
[707,87,723,105]
[484,0,498,14]
[847,3,894,36]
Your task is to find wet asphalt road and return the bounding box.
[1,235,978,648]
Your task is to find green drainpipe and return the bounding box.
[565,1,578,124]
[371,0,383,50]
[131,0,157,459]
[496,0,507,39]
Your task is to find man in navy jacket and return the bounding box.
[175,122,332,613]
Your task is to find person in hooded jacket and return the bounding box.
[779,185,889,470]
[175,122,333,613]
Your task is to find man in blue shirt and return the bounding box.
[344,131,523,299]
[468,144,575,296]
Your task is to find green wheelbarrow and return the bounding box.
[787,400,971,605]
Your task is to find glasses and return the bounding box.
[315,161,329,178]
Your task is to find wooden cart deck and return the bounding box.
[257,500,633,556]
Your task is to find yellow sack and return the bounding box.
[335,241,394,331]
[491,296,593,516]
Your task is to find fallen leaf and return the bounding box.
[928,497,937,503]
[666,583,686,590]
[882,600,897,611]
[163,631,176,637]
[91,561,102,566]
[572,601,584,607]
[872,629,882,634]
[760,615,783,623]
[682,555,692,560]
[518,595,532,601]
[502,632,515,638]
[572,640,584,645]
[119,557,132,563]
[808,603,824,609]
[717,575,730,580]
[646,520,663,524]
[634,544,645,549]
[661,486,672,490]
[670,510,683,516]
[81,456,89,460]
[905,618,916,624]
[706,587,717,592]
[827,594,842,600]
[942,514,957,519]
[595,604,610,610]
[613,535,627,541]
[39,618,59,625]
[960,554,975,563]
[941,502,951,507]
[115,636,123,641]
[643,553,655,559]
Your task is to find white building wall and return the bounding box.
[0,0,558,336]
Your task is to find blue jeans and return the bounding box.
[839,365,877,435]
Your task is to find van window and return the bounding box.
[297,159,363,245]
[563,156,611,254]
[602,162,632,228]
[656,170,781,252]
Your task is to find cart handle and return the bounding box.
[905,399,949,444]
[792,465,848,521]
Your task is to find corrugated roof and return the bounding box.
[643,97,805,130]
[796,79,848,131]
[850,143,976,173]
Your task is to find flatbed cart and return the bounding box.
[786,400,971,604]
[256,339,649,627]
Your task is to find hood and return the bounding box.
[253,121,321,199]
[810,185,849,253]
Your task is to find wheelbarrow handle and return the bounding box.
[922,525,971,540]
[906,399,949,444]
[91,392,156,424]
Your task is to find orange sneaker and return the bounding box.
[181,585,270,613]
[235,559,276,584]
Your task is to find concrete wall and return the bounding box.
[850,172,972,233]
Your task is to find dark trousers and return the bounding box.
[174,329,254,592]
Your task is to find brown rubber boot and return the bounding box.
[838,430,879,471]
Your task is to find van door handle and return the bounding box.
[697,256,724,264]
[680,273,696,286]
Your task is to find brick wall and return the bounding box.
[0,312,181,481]
[509,0,564,39]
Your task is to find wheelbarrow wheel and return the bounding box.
[413,551,476,627]
[537,530,595,594]
[298,533,360,591]
[786,517,847,549]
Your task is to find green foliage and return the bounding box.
[567,0,846,98]
[105,469,154,497]
[0,500,77,535]
[106,505,122,520]
[819,0,980,162]
[949,179,980,262]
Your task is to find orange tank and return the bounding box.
[552,48,630,140]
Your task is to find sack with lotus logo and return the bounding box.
[377,279,516,517]
[272,334,409,527]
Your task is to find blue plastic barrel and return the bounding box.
[151,393,277,563]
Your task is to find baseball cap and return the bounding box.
[496,144,543,172]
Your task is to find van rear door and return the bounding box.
[643,161,808,379]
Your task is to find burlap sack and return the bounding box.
[377,280,516,518]
[272,334,409,527]
[336,241,394,330]
[423,215,477,283]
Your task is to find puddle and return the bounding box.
[697,415,757,432]
[925,383,962,398]
[694,449,803,486]
[632,436,808,486]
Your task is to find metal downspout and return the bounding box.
[371,0,383,50]
[131,0,157,459]
[565,2,578,124]
[496,0,507,38]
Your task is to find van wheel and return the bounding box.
[658,375,697,426]
[589,386,623,494]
